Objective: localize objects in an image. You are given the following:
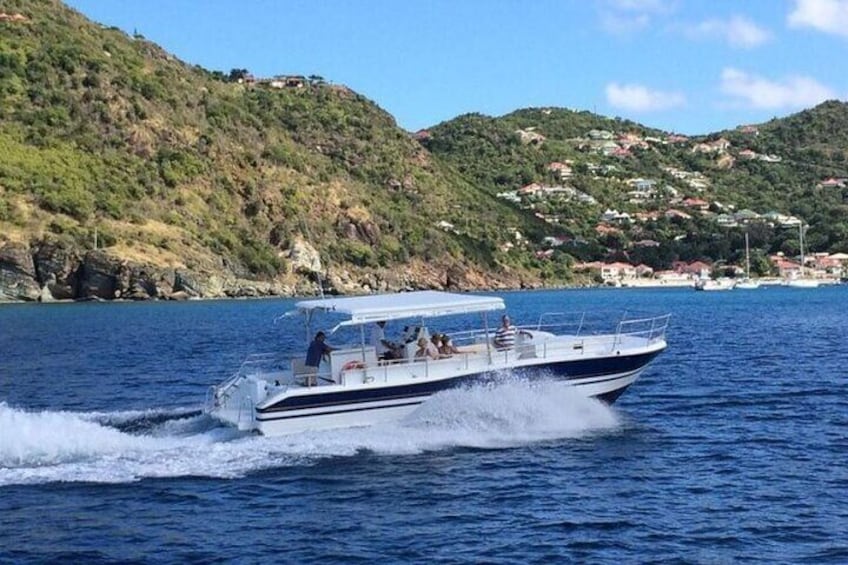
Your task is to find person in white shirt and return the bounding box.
[371,321,402,360]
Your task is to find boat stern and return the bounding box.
[207,375,270,432]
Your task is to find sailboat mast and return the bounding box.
[745,232,751,277]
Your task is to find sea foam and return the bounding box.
[0,380,619,485]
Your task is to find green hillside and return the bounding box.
[1,0,847,300]
[424,105,848,273]
[0,0,550,295]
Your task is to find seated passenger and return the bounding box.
[439,334,461,356]
[430,334,443,356]
[414,337,439,360]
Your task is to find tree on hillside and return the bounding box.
[227,68,251,82]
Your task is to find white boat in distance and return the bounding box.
[206,291,670,436]
[694,278,736,291]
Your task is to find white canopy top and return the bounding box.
[294,290,505,326]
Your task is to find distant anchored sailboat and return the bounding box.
[735,232,760,290]
[784,223,820,288]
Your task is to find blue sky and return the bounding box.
[64,0,847,135]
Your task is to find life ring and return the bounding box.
[342,360,365,372]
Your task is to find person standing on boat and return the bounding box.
[371,320,402,361]
[494,314,517,350]
[305,331,335,369]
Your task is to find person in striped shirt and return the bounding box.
[494,314,517,350]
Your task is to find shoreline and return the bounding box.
[2,276,844,305]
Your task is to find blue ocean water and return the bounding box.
[1,287,847,563]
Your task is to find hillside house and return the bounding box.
[733,209,761,224]
[601,209,631,224]
[673,261,711,278]
[634,211,661,222]
[682,197,710,211]
[600,262,637,281]
[518,183,543,197]
[811,254,845,277]
[628,188,656,202]
[266,75,307,88]
[818,177,846,188]
[715,214,738,228]
[633,239,661,248]
[632,178,657,190]
[761,211,801,227]
[547,162,573,179]
[496,191,522,204]
[692,138,731,154]
[598,141,620,155]
[770,255,801,278]
[665,209,692,220]
[587,129,614,140]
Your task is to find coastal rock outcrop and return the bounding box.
[77,250,120,300]
[0,242,40,301]
[33,241,79,300]
[288,239,322,275]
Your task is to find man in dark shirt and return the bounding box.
[305,331,334,369]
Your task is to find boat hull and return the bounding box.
[234,349,661,436]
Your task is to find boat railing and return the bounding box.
[216,312,670,391]
[534,310,668,338]
[335,313,669,384]
[613,313,671,349]
[211,351,292,402]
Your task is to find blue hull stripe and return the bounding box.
[256,350,659,417]
[256,377,637,424]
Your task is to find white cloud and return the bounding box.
[719,68,836,109]
[607,0,671,14]
[605,83,686,112]
[601,13,651,34]
[687,15,771,48]
[599,0,675,35]
[788,0,848,37]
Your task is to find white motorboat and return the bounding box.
[206,291,670,436]
[694,278,735,291]
[784,277,820,288]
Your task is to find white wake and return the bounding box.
[0,380,620,485]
